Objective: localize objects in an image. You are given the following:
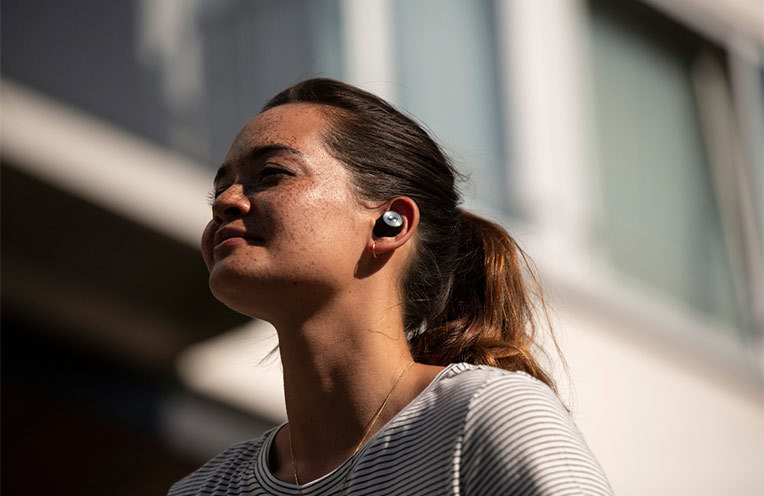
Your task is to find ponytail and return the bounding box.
[407,210,560,394]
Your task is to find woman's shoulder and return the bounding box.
[445,363,578,454]
[439,362,560,406]
[425,363,571,433]
[445,364,614,495]
[167,426,278,496]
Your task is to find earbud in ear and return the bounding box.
[373,211,403,237]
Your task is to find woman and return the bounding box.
[170,79,613,495]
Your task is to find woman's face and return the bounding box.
[201,103,373,320]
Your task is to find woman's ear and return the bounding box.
[368,197,419,258]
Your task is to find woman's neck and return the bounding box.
[269,292,442,483]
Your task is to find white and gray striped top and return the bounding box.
[169,363,613,495]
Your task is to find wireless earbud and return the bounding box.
[373,211,403,237]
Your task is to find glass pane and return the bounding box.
[0,0,344,166]
[588,1,740,328]
[393,0,510,214]
[198,0,344,163]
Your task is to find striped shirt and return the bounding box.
[169,363,613,495]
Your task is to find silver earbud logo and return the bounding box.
[383,211,403,227]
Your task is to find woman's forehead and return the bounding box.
[236,103,328,149]
[222,103,344,180]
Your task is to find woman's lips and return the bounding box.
[213,226,264,250]
[213,236,262,251]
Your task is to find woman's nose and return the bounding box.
[212,186,251,224]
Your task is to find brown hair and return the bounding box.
[264,79,562,394]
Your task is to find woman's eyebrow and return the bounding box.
[214,144,304,185]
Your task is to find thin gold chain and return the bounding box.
[288,434,302,496]
[289,360,415,495]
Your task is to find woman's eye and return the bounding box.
[206,187,227,205]
[260,166,289,179]
[206,167,292,204]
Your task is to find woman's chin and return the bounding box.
[210,284,267,319]
[208,270,277,316]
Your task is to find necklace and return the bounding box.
[288,360,415,496]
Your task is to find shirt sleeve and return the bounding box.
[459,372,614,496]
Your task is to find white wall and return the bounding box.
[557,296,763,495]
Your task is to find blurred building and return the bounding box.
[1,0,762,494]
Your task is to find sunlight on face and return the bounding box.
[200,104,373,322]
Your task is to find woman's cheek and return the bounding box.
[201,220,217,271]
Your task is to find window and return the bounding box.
[588,0,747,332]
[393,0,511,214]
[1,0,345,167]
